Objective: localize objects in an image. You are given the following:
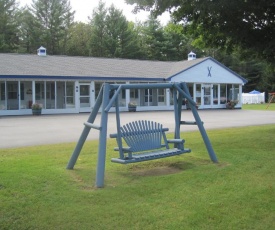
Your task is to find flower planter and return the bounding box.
[128,102,137,112]
[32,108,42,115]
[226,100,238,109]
[128,106,136,112]
[226,104,235,109]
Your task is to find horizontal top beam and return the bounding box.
[109,82,184,90]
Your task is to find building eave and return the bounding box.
[0,75,166,82]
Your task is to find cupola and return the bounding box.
[37,46,47,56]
[188,51,196,61]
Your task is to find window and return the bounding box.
[195,84,201,104]
[1,82,5,100]
[20,83,24,100]
[213,84,218,104]
[130,89,139,99]
[232,84,239,101]
[95,82,103,99]
[7,81,18,99]
[158,88,165,103]
[145,89,152,103]
[228,84,239,101]
[46,82,55,109]
[0,82,5,110]
[35,81,45,100]
[66,82,74,105]
[56,82,65,109]
[187,84,193,98]
[220,84,227,104]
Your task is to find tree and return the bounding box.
[162,23,189,61]
[89,2,143,59]
[66,22,92,56]
[126,0,275,64]
[89,0,108,57]
[30,0,75,55]
[0,0,19,52]
[122,21,144,59]
[141,15,166,60]
[105,4,142,58]
[17,7,41,53]
[104,4,128,57]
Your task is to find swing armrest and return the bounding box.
[114,147,131,152]
[167,139,185,144]
[167,139,185,151]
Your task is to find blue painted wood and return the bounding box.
[96,83,111,187]
[180,83,218,163]
[110,120,191,164]
[66,84,104,170]
[114,96,124,160]
[68,82,218,188]
[180,121,204,125]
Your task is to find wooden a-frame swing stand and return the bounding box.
[67,82,218,188]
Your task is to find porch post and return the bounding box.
[32,81,35,104]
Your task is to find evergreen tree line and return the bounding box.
[0,0,274,93]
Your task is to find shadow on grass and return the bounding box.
[118,157,227,177]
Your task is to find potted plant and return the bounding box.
[226,100,238,109]
[128,102,137,112]
[31,103,42,115]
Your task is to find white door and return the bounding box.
[145,89,153,106]
[203,84,212,108]
[202,84,221,108]
[79,84,90,111]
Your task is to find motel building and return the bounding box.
[0,48,247,116]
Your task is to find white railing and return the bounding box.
[242,92,265,104]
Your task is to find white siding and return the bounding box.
[170,59,244,84]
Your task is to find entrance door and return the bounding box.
[202,84,221,108]
[203,84,211,107]
[145,89,153,106]
[79,84,90,110]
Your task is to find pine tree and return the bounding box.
[89,0,107,57]
[30,0,75,55]
[142,15,165,60]
[17,7,41,53]
[89,1,142,59]
[66,22,92,56]
[0,0,19,52]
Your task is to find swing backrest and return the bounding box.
[115,120,169,152]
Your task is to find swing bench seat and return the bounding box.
[110,120,191,164]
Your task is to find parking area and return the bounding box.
[1,109,274,148]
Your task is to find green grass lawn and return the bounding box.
[242,103,275,111]
[1,125,275,230]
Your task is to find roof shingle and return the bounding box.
[0,53,207,80]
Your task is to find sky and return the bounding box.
[19,0,170,24]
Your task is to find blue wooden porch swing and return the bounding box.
[66,82,218,188]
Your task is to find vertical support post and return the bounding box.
[173,84,183,149]
[177,84,183,126]
[66,86,104,169]
[114,97,124,159]
[95,83,110,188]
[173,88,180,140]
[181,83,218,163]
